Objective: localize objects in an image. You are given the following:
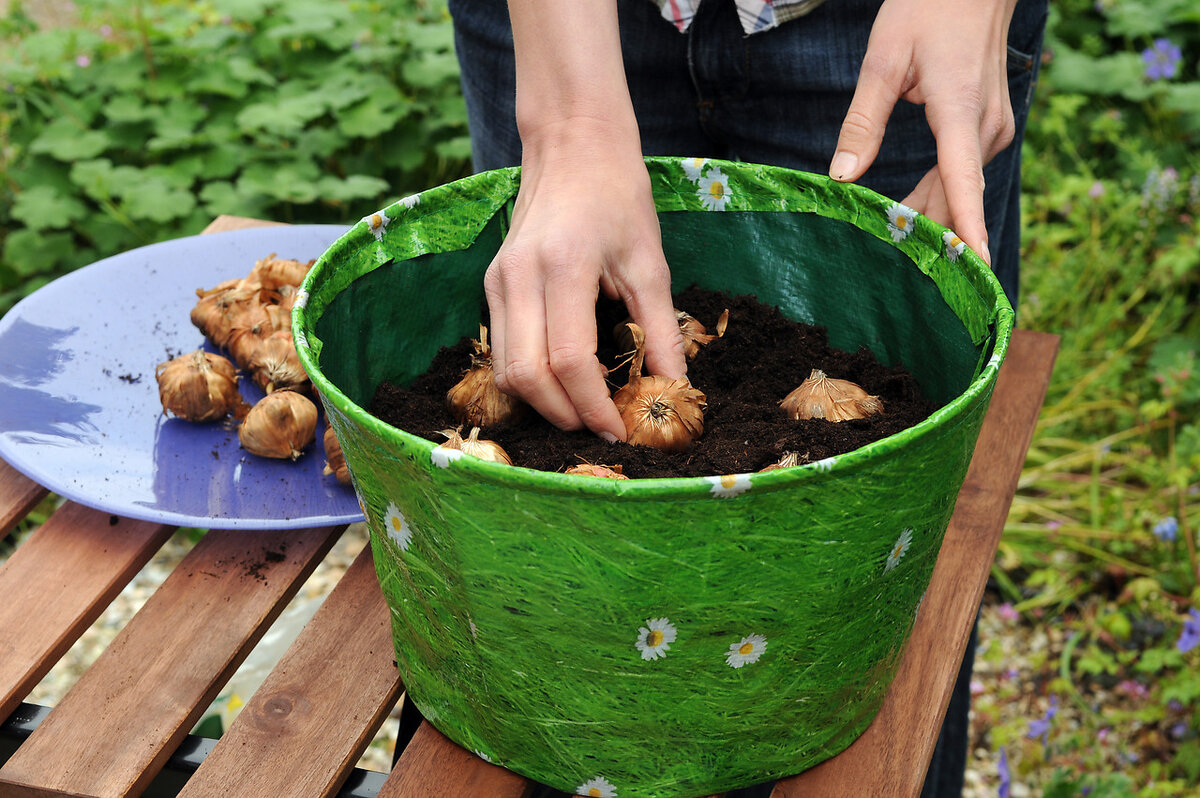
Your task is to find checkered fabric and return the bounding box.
[655,0,830,34]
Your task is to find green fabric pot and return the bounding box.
[294,158,1012,798]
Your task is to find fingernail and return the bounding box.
[599,431,619,444]
[829,151,857,181]
[980,239,992,265]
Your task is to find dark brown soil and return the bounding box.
[368,287,937,478]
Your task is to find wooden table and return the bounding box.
[0,216,1058,798]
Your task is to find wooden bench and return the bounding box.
[0,216,1058,797]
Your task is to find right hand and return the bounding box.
[484,116,687,442]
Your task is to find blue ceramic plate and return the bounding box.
[0,225,364,530]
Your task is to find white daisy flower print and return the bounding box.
[384,502,412,551]
[635,617,677,661]
[726,633,767,668]
[398,193,421,210]
[681,157,708,183]
[987,351,1003,370]
[431,445,464,468]
[363,210,390,242]
[576,776,617,798]
[294,329,308,351]
[885,203,916,242]
[697,167,730,211]
[705,473,752,498]
[885,528,914,573]
[942,230,966,262]
[473,749,492,763]
[812,457,836,473]
[294,288,309,309]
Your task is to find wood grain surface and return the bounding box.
[0,525,342,797]
[0,458,48,541]
[179,546,403,798]
[379,721,533,798]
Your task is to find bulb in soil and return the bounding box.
[437,426,513,465]
[612,323,707,450]
[249,330,309,394]
[614,308,729,360]
[759,451,802,472]
[780,369,884,422]
[239,390,318,460]
[446,325,524,427]
[156,350,247,422]
[322,425,352,485]
[564,462,629,479]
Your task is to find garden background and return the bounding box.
[1,0,1198,795]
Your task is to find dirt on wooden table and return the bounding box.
[369,287,938,479]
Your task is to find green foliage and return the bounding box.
[0,0,472,314]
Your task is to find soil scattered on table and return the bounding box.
[369,287,938,478]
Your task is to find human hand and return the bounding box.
[828,0,1020,265]
[484,118,687,441]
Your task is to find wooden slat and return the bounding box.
[179,546,403,798]
[380,721,532,798]
[201,214,284,235]
[0,525,343,798]
[0,502,173,719]
[773,329,1059,797]
[0,457,49,540]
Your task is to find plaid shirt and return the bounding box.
[656,0,830,35]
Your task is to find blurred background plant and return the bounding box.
[1,0,1198,795]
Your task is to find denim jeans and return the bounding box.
[445,1,1048,794]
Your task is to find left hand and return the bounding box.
[828,0,1020,265]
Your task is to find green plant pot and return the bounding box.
[294,158,1012,798]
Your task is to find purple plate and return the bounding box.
[0,225,364,530]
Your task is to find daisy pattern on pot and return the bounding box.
[473,749,492,763]
[397,193,421,210]
[293,288,309,309]
[705,473,752,498]
[698,167,730,211]
[576,776,617,797]
[885,528,914,573]
[431,446,464,468]
[294,329,309,352]
[384,502,412,551]
[363,209,390,242]
[635,617,678,661]
[942,230,966,262]
[726,633,767,668]
[885,203,916,242]
[812,456,836,473]
[682,157,708,183]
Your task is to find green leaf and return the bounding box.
[434,135,472,162]
[401,51,460,89]
[236,94,329,135]
[1045,49,1154,101]
[69,159,118,202]
[117,172,197,223]
[315,174,390,202]
[10,186,90,231]
[104,95,159,124]
[2,230,76,277]
[30,117,111,161]
[238,161,322,204]
[337,95,411,139]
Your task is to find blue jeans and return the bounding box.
[446,1,1047,794]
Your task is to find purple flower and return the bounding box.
[1027,695,1058,747]
[1088,181,1106,199]
[1098,727,1110,743]
[1169,699,1185,713]
[1116,679,1149,700]
[1143,38,1183,81]
[1046,520,1063,532]
[998,747,1010,798]
[99,24,113,37]
[998,602,1019,622]
[1179,608,1200,653]
[75,54,91,68]
[1171,721,1189,739]
[1154,516,1179,542]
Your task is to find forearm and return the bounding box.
[507,0,640,156]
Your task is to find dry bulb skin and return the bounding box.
[239,390,318,460]
[612,323,707,451]
[446,325,525,427]
[155,350,248,422]
[780,369,884,422]
[247,254,313,291]
[250,330,310,394]
[436,426,513,465]
[614,307,730,360]
[564,460,629,479]
[322,425,352,485]
[759,451,802,472]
